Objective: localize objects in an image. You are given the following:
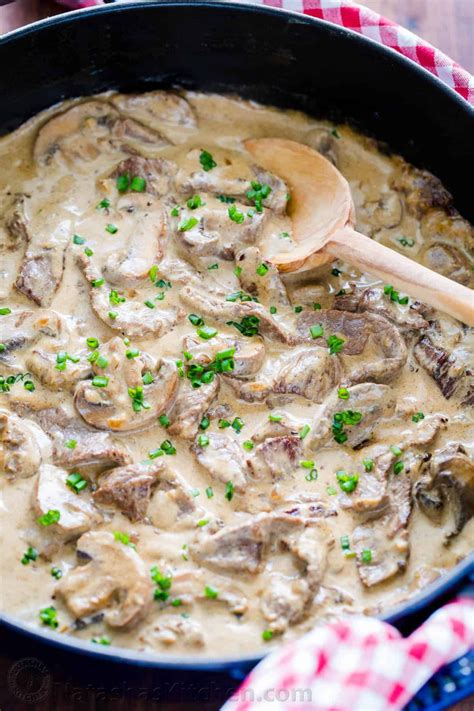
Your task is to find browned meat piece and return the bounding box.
[415,443,474,540]
[191,433,250,491]
[309,383,396,450]
[235,246,290,308]
[358,287,429,331]
[35,464,103,539]
[182,334,266,379]
[340,446,395,514]
[414,335,463,400]
[109,156,176,197]
[12,404,131,472]
[147,467,203,530]
[93,461,164,521]
[111,91,197,129]
[296,310,407,384]
[227,346,341,404]
[174,199,266,264]
[4,196,30,246]
[361,192,403,230]
[76,251,184,337]
[74,337,179,432]
[353,472,412,587]
[391,163,451,218]
[56,530,153,628]
[15,199,71,305]
[422,243,472,287]
[248,436,303,481]
[401,413,448,449]
[179,284,295,344]
[0,410,51,478]
[168,378,219,440]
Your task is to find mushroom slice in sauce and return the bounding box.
[111,91,197,129]
[35,463,102,539]
[76,251,184,338]
[74,337,179,432]
[56,530,153,628]
[182,334,266,379]
[415,443,474,540]
[0,410,51,478]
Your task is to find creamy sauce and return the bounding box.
[0,91,473,657]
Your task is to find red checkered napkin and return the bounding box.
[57,0,473,105]
[221,599,474,711]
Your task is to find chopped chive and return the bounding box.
[148,448,164,459]
[234,266,242,278]
[310,324,324,339]
[327,334,345,354]
[39,606,58,628]
[299,460,314,469]
[21,546,39,565]
[116,173,131,192]
[243,440,254,451]
[130,176,146,192]
[269,413,283,422]
[338,387,349,400]
[86,337,99,349]
[0,307,12,315]
[204,585,218,599]
[84,247,94,257]
[24,380,35,392]
[197,518,209,527]
[188,313,204,327]
[66,472,88,494]
[126,348,140,359]
[262,629,273,641]
[305,468,318,481]
[336,470,359,493]
[65,439,77,449]
[144,300,155,309]
[91,375,109,387]
[159,414,170,428]
[51,566,63,579]
[197,325,218,340]
[108,311,118,320]
[186,194,204,210]
[299,424,310,439]
[256,263,269,276]
[178,216,199,232]
[228,204,245,224]
[96,198,110,210]
[394,460,404,475]
[269,306,277,314]
[363,458,374,472]
[412,412,425,423]
[361,549,373,563]
[197,434,209,447]
[37,509,60,527]
[199,416,210,430]
[72,234,86,245]
[105,224,118,234]
[390,445,403,457]
[313,303,322,310]
[91,278,105,288]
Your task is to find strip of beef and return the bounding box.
[309,383,396,451]
[400,413,448,449]
[35,463,103,539]
[93,461,164,521]
[147,467,203,530]
[355,287,429,331]
[140,615,205,648]
[227,346,341,404]
[76,251,184,338]
[111,91,197,129]
[11,404,131,472]
[415,443,474,541]
[390,163,452,218]
[414,335,470,402]
[359,191,403,231]
[182,334,266,378]
[15,202,71,306]
[168,378,219,440]
[0,410,52,478]
[191,433,250,492]
[422,243,472,287]
[296,309,407,384]
[176,149,289,214]
[108,156,176,198]
[353,471,412,587]
[180,284,295,344]
[235,246,290,308]
[248,435,303,481]
[74,337,179,432]
[339,446,395,514]
[56,530,153,628]
[174,198,266,264]
[0,197,29,298]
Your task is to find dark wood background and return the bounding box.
[0,1,472,709]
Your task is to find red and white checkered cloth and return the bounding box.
[221,598,474,711]
[57,0,474,105]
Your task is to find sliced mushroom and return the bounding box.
[0,308,63,367]
[170,570,248,615]
[93,460,164,521]
[56,530,153,627]
[34,463,102,539]
[421,242,473,287]
[415,443,474,540]
[139,615,205,648]
[76,251,184,338]
[0,410,52,478]
[391,162,452,218]
[107,156,176,198]
[74,337,179,432]
[182,333,266,379]
[361,192,403,230]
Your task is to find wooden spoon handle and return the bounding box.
[325,227,474,326]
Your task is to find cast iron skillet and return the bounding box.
[0,0,473,680]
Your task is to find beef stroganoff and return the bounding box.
[0,91,473,655]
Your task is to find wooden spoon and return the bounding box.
[245,137,474,326]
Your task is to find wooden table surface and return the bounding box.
[0,1,472,710]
